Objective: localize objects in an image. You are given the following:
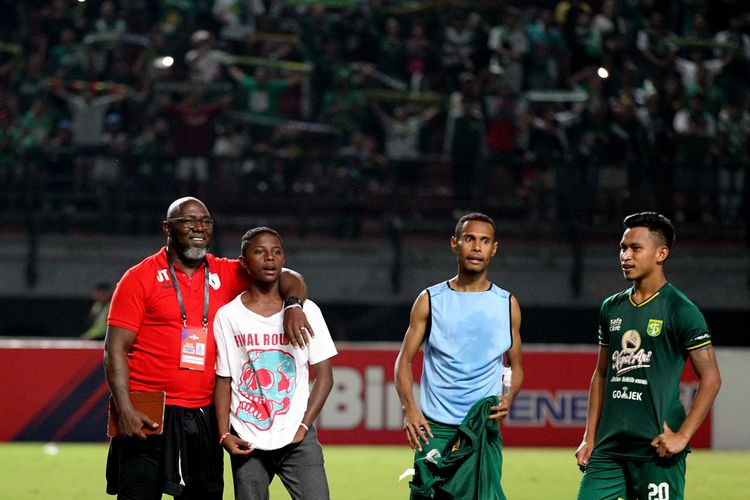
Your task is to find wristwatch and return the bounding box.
[283,296,303,309]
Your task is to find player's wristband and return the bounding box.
[299,422,309,432]
[219,432,231,445]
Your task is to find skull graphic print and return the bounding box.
[237,349,296,430]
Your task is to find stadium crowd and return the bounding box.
[0,0,748,237]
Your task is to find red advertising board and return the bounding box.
[0,340,109,442]
[0,341,710,447]
[315,344,710,448]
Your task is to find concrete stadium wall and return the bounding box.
[712,348,750,450]
[2,233,748,310]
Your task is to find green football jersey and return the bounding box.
[594,283,712,460]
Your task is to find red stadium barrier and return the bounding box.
[315,344,710,449]
[0,341,710,448]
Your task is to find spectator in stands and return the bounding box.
[555,0,592,32]
[487,7,529,94]
[159,88,233,199]
[567,99,613,219]
[568,8,604,77]
[716,101,750,223]
[636,12,678,81]
[212,0,266,46]
[227,64,304,140]
[43,0,86,54]
[609,95,647,198]
[524,101,577,226]
[132,116,175,196]
[526,8,566,90]
[405,21,436,92]
[92,112,129,199]
[306,37,343,119]
[103,196,312,500]
[674,47,724,95]
[636,90,671,214]
[80,281,112,340]
[713,14,750,99]
[296,3,334,62]
[684,66,724,117]
[441,10,482,89]
[212,118,248,187]
[591,0,627,68]
[377,17,407,81]
[44,119,76,205]
[14,96,54,158]
[371,100,441,194]
[51,83,128,193]
[319,68,367,144]
[336,5,380,64]
[49,27,89,80]
[94,1,126,36]
[672,92,718,223]
[444,97,486,209]
[185,30,231,83]
[11,51,48,114]
[446,71,484,120]
[158,0,196,37]
[681,13,714,60]
[335,131,388,196]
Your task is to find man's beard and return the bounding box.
[182,246,207,261]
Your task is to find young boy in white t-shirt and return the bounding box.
[213,227,337,500]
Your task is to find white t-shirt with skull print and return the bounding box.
[214,295,337,450]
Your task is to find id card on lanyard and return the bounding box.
[168,256,209,371]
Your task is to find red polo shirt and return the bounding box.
[108,248,250,407]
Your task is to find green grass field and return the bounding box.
[0,443,747,499]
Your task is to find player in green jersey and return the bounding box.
[576,212,722,500]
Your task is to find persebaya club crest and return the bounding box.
[646,319,663,337]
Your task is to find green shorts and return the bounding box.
[577,452,686,500]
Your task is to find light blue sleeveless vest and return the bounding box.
[420,281,513,425]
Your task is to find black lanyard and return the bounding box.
[167,253,209,330]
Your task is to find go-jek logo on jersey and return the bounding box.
[612,385,643,400]
[611,329,653,375]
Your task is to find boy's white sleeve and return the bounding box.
[303,300,337,365]
[213,307,232,377]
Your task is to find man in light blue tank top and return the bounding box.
[395,213,524,499]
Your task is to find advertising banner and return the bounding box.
[0,341,709,448]
[316,345,710,448]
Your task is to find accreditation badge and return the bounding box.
[180,325,207,370]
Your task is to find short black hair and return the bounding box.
[241,226,283,254]
[623,212,675,249]
[454,212,496,239]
